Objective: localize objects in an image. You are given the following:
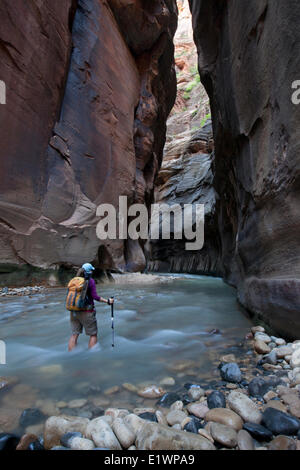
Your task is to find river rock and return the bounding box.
[268,435,297,451]
[155,411,167,426]
[187,402,209,419]
[170,400,184,411]
[104,386,120,396]
[16,433,41,450]
[44,416,90,450]
[188,386,205,401]
[262,407,300,436]
[112,418,136,449]
[263,400,288,414]
[210,422,237,448]
[60,432,83,448]
[70,437,95,450]
[237,430,254,450]
[138,385,166,399]
[227,391,262,424]
[204,408,243,431]
[0,376,19,392]
[166,410,187,427]
[86,417,121,450]
[290,349,300,369]
[138,412,158,423]
[254,333,271,344]
[254,340,271,355]
[220,354,236,363]
[68,399,88,409]
[248,377,284,398]
[159,377,175,387]
[220,363,242,383]
[156,392,181,408]
[0,433,20,450]
[135,422,215,450]
[251,326,265,334]
[243,422,273,441]
[123,414,146,435]
[183,417,203,434]
[262,350,278,365]
[105,408,129,420]
[122,383,138,393]
[19,408,45,428]
[275,346,293,359]
[207,391,226,409]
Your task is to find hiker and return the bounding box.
[67,263,114,351]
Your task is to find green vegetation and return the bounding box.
[183,74,201,100]
[200,113,211,127]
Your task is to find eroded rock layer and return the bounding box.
[0,0,177,284]
[189,0,300,338]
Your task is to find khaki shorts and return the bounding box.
[70,309,98,336]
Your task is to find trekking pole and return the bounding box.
[111,297,115,348]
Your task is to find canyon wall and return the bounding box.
[0,0,177,285]
[189,0,300,338]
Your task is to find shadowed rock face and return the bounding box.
[0,0,177,284]
[189,0,300,338]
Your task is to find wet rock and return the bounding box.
[159,377,175,387]
[254,340,271,355]
[220,354,236,363]
[135,422,215,450]
[86,417,121,450]
[220,363,242,384]
[268,435,297,451]
[138,412,158,423]
[237,430,254,451]
[254,333,272,344]
[138,385,165,399]
[207,391,226,409]
[122,383,138,393]
[44,416,90,450]
[204,408,243,431]
[105,408,129,420]
[263,400,288,414]
[227,391,262,424]
[291,349,300,369]
[112,418,136,449]
[187,402,209,419]
[210,422,238,448]
[170,401,184,411]
[19,408,45,428]
[262,350,278,365]
[275,346,293,359]
[0,433,20,450]
[262,407,300,436]
[16,433,41,451]
[243,422,273,441]
[248,376,284,398]
[104,386,120,396]
[188,386,205,401]
[156,392,181,408]
[251,327,265,334]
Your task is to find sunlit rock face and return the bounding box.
[189,0,300,338]
[0,0,177,284]
[148,1,221,276]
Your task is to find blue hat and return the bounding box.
[82,263,95,275]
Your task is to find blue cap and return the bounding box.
[82,263,95,275]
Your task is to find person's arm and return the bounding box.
[89,279,114,304]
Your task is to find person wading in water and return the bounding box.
[68,263,114,351]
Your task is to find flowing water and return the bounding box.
[0,274,254,432]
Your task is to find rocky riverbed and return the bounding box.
[0,286,46,298]
[1,325,300,451]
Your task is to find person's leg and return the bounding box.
[88,335,98,349]
[68,334,79,351]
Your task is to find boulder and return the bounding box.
[135,422,215,450]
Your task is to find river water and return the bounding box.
[0,274,254,432]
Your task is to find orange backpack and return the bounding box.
[66,277,89,312]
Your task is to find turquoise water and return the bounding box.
[0,274,253,426]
